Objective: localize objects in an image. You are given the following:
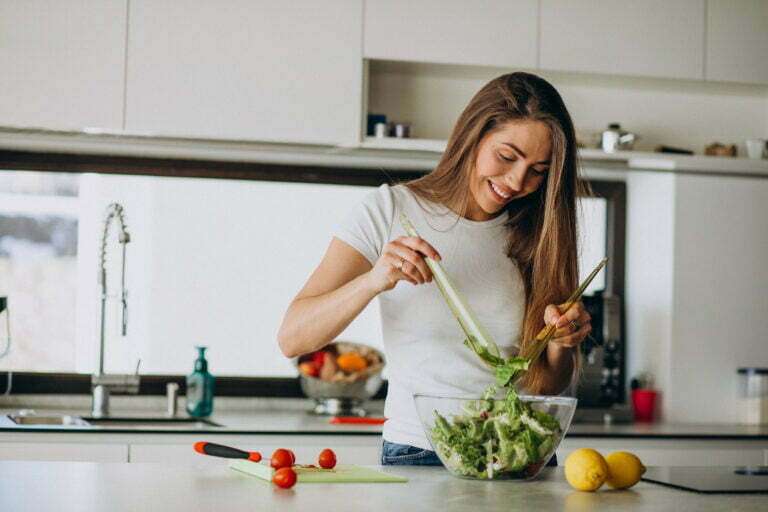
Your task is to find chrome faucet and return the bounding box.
[91,203,139,418]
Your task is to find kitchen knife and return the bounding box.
[194,441,262,461]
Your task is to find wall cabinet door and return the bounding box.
[126,0,363,145]
[0,442,128,462]
[364,0,538,69]
[706,0,768,84]
[0,0,127,131]
[540,0,705,80]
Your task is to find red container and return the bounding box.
[632,389,658,422]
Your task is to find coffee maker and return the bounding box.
[575,290,631,422]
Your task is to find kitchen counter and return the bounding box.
[2,397,768,438]
[1,461,765,511]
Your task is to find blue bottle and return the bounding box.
[186,346,215,418]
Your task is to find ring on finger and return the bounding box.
[398,258,406,271]
[569,320,581,331]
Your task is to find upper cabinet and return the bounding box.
[539,0,705,80]
[125,1,363,145]
[706,0,768,85]
[364,0,538,68]
[0,0,127,131]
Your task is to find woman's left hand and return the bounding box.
[544,302,592,349]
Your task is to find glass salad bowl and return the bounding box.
[414,393,577,480]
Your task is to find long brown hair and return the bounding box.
[406,72,584,394]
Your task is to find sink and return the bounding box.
[84,417,222,429]
[8,414,90,427]
[6,413,222,430]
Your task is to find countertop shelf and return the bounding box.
[359,136,768,176]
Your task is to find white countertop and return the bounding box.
[1,461,765,511]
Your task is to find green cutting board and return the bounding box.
[229,460,407,483]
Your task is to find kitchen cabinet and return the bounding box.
[706,0,768,84]
[363,0,538,69]
[0,441,128,463]
[539,0,705,80]
[0,0,127,131]
[125,0,363,146]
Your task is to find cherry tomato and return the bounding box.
[270,448,294,469]
[318,448,337,469]
[298,362,319,378]
[272,467,297,489]
[311,351,327,367]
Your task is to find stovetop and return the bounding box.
[643,466,768,494]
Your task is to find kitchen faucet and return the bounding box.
[91,203,139,418]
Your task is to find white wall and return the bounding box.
[369,60,768,155]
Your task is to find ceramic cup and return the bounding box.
[745,139,767,159]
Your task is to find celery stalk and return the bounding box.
[399,212,501,358]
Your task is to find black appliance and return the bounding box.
[643,466,768,494]
[577,291,626,410]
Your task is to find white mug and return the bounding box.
[745,139,767,159]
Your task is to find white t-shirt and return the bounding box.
[334,184,526,449]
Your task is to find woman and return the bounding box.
[278,72,591,466]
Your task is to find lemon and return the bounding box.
[605,451,646,490]
[564,448,610,492]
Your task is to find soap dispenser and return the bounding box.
[186,346,215,418]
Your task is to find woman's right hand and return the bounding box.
[366,236,442,293]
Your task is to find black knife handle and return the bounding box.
[194,441,261,461]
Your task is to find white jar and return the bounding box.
[738,368,768,425]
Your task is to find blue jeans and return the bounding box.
[381,440,559,467]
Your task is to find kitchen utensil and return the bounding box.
[737,368,768,425]
[746,139,767,159]
[374,122,389,138]
[601,123,637,152]
[366,113,386,136]
[393,122,411,138]
[194,441,262,461]
[632,388,658,422]
[229,460,407,483]
[296,341,385,416]
[414,394,577,480]
[522,258,608,365]
[329,416,386,425]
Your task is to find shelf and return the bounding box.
[360,137,768,176]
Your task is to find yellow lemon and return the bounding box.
[564,448,610,492]
[605,451,646,490]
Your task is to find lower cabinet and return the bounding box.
[2,433,765,467]
[0,441,128,462]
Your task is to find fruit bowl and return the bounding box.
[414,393,577,480]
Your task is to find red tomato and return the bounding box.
[318,448,337,469]
[287,449,296,465]
[272,467,297,489]
[270,449,294,469]
[311,351,327,367]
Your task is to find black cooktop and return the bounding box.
[642,466,768,494]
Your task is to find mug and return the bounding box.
[745,139,767,159]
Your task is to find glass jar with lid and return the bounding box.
[738,368,768,425]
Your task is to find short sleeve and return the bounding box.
[333,184,396,265]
